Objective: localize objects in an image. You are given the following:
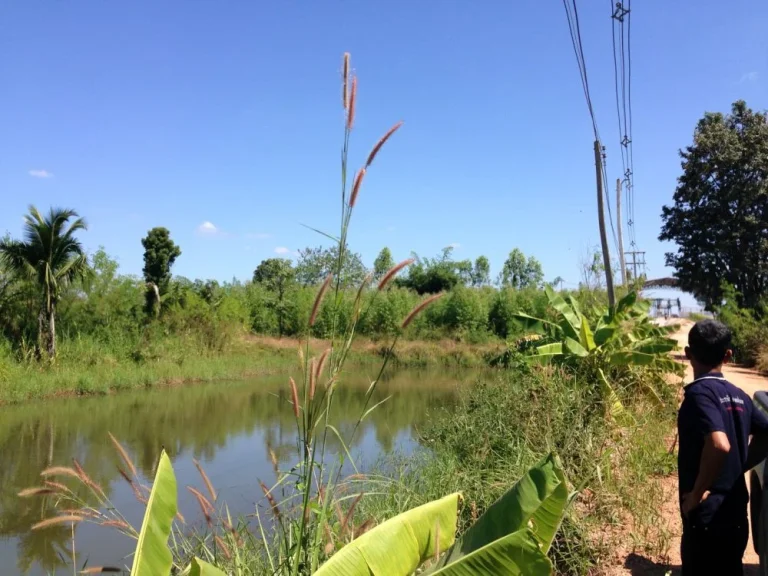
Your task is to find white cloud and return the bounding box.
[28,169,53,178]
[740,71,759,83]
[274,246,291,255]
[196,221,219,235]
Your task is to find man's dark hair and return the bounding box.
[688,319,732,368]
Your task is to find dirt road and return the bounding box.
[611,319,768,575]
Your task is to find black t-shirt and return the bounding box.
[677,373,768,525]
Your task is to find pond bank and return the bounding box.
[0,334,502,404]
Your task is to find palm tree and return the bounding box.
[0,206,90,358]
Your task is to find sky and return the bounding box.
[1,1,766,299]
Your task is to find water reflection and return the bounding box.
[0,368,460,575]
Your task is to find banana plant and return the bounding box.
[316,454,570,575]
[131,450,225,576]
[511,288,680,414]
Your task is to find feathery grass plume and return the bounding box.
[79,567,122,573]
[44,480,74,495]
[434,520,441,561]
[259,481,282,521]
[298,345,305,367]
[366,121,403,168]
[309,357,317,401]
[116,466,146,505]
[323,522,335,555]
[310,273,333,327]
[73,459,105,497]
[176,510,186,524]
[355,518,375,539]
[289,377,300,418]
[340,492,364,537]
[193,459,217,503]
[342,52,350,110]
[316,348,331,382]
[401,293,444,329]
[349,168,365,208]
[347,76,357,130]
[186,486,214,514]
[100,519,131,531]
[40,466,81,480]
[18,487,57,497]
[378,258,414,290]
[325,375,338,391]
[268,446,279,476]
[215,535,232,559]
[108,432,137,479]
[32,515,82,530]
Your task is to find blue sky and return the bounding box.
[1,1,766,293]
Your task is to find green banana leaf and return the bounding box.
[131,450,177,576]
[544,286,580,341]
[632,338,678,355]
[429,528,551,575]
[189,557,226,576]
[616,291,637,313]
[526,342,564,364]
[314,493,459,576]
[432,454,568,571]
[609,350,657,366]
[598,369,631,424]
[579,316,596,351]
[594,322,618,346]
[510,312,559,336]
[564,337,589,358]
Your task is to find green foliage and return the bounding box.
[511,289,680,413]
[295,244,367,287]
[660,100,768,310]
[253,258,296,336]
[372,247,395,282]
[501,249,544,289]
[717,283,768,367]
[471,256,491,287]
[0,206,91,357]
[141,227,181,316]
[131,450,177,576]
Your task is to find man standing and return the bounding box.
[678,320,768,574]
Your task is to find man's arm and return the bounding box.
[682,431,731,516]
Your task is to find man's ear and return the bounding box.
[724,349,733,364]
[685,346,692,360]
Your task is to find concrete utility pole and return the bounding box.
[594,140,615,308]
[616,178,627,287]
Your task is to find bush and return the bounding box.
[717,284,768,367]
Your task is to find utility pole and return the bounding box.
[616,178,627,287]
[594,140,615,308]
[624,250,646,282]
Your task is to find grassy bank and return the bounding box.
[0,331,503,404]
[355,368,678,574]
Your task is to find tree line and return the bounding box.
[0,208,558,361]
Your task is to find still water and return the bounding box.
[0,368,460,575]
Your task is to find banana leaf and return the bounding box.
[525,342,564,364]
[510,312,559,336]
[314,493,459,576]
[564,337,589,358]
[616,291,637,314]
[432,454,568,571]
[188,558,226,576]
[131,450,177,576]
[579,316,596,351]
[633,338,678,355]
[544,286,580,340]
[609,350,657,366]
[598,369,631,424]
[428,528,551,575]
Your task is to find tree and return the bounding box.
[372,247,395,282]
[501,249,544,289]
[141,227,181,316]
[253,258,295,336]
[471,256,491,287]
[660,100,768,310]
[0,206,90,358]
[398,248,464,294]
[295,244,367,286]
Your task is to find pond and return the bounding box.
[0,368,462,575]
